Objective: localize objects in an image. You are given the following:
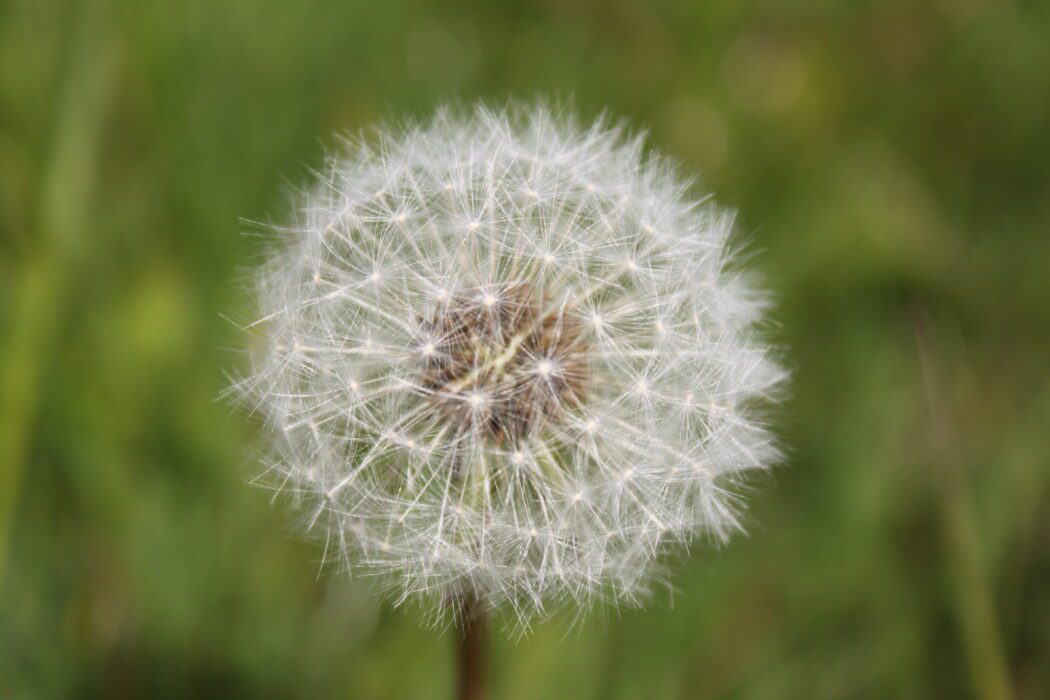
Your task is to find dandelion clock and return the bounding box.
[235,104,784,698]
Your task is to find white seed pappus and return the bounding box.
[236,105,785,628]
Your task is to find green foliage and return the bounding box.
[1,0,1047,697]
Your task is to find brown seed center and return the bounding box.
[418,282,588,442]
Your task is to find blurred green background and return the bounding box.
[2,0,1048,697]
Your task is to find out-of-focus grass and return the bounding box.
[1,0,1048,698]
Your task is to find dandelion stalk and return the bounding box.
[456,589,487,700]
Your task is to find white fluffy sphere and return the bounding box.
[239,105,783,627]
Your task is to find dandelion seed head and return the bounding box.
[236,104,784,629]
